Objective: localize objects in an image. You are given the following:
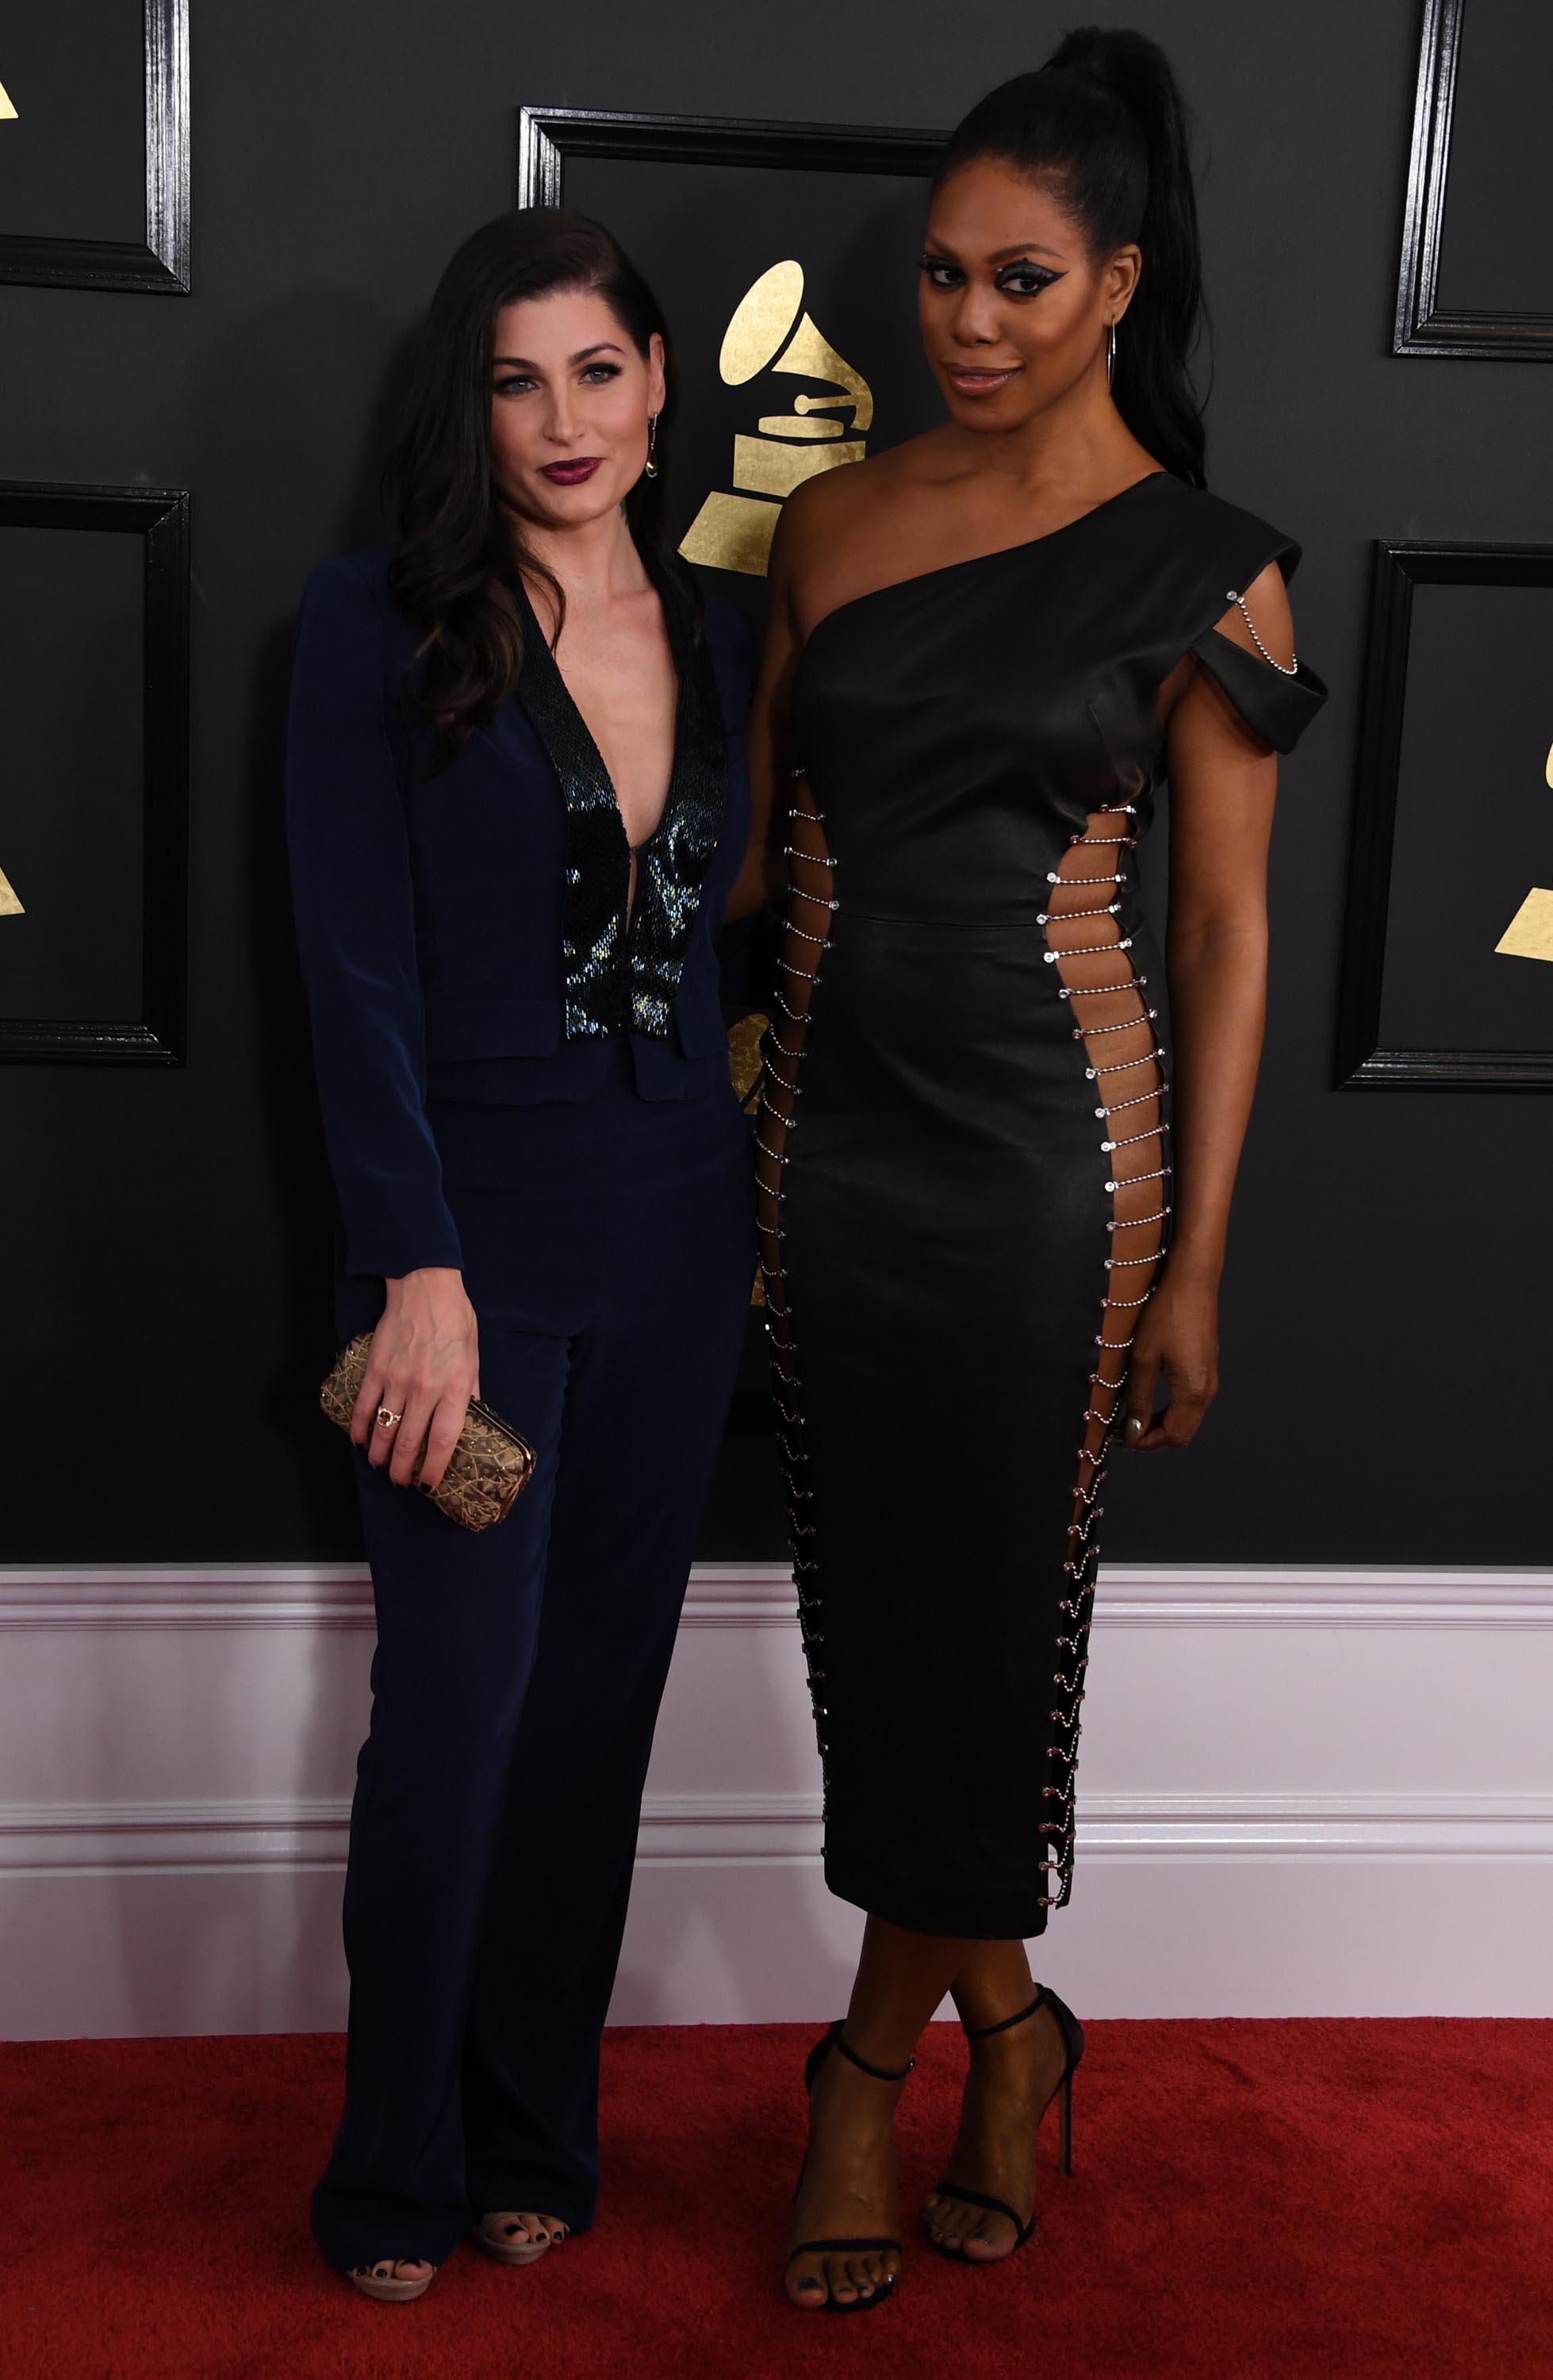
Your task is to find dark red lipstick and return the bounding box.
[539,457,604,486]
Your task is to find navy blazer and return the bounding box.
[286,544,754,1281]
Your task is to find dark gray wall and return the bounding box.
[2,1,1547,1562]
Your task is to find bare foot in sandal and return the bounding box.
[472,2212,569,2266]
[349,2256,435,2302]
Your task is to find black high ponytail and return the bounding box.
[935,27,1207,488]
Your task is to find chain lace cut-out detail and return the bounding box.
[1224,586,1298,677]
[1037,802,1170,1908]
[755,773,836,1800]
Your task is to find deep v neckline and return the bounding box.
[510,553,730,1040]
[513,572,681,866]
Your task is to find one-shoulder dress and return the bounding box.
[755,470,1326,1939]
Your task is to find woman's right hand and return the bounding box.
[350,1266,480,1492]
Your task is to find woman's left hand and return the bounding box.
[1122,1268,1219,1450]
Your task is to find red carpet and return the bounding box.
[4,2020,1550,2380]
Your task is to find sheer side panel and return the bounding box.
[756,776,838,1801]
[1037,799,1170,1906]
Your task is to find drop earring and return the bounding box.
[1106,321,1117,392]
[644,411,660,479]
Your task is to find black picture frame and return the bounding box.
[1394,0,1551,359]
[517,103,945,205]
[0,481,190,1065]
[1336,539,1553,1091]
[515,105,946,614]
[0,0,190,294]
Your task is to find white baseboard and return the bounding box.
[4,1560,1551,1628]
[2,1563,1551,2035]
[6,1785,1553,1875]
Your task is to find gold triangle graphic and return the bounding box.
[0,79,17,122]
[0,866,23,917]
[1496,886,1553,963]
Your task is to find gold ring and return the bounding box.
[375,1407,402,1431]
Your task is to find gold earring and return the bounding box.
[644,412,660,480]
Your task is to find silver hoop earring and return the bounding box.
[643,411,660,480]
[1106,321,1117,392]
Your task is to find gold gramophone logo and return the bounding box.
[1494,737,1553,965]
[680,259,872,578]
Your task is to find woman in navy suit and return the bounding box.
[286,209,755,2300]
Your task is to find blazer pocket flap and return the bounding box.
[424,997,561,1061]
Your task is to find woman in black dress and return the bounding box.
[736,30,1325,2309]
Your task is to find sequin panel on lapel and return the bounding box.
[513,581,631,1038]
[627,571,728,1035]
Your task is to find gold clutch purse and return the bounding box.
[318,1333,535,1532]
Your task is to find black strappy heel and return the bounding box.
[788,2019,914,2313]
[926,1983,1085,2262]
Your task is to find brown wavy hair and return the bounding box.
[383,208,696,756]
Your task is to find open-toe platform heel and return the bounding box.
[926,1983,1085,2264]
[788,2019,913,2314]
[347,2259,438,2302]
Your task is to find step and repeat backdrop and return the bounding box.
[1,2,1550,2025]
[2,0,1548,1568]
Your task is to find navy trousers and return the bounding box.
[310,1059,753,2272]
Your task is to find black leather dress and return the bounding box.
[755,470,1326,1939]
